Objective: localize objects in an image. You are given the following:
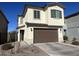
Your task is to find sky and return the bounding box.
[0,2,79,32]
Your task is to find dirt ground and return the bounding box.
[0,42,48,56]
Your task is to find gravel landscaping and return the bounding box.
[0,42,48,56]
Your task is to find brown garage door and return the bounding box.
[34,28,58,43]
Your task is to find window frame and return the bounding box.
[34,10,40,19]
[51,9,62,19]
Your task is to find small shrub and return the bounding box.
[63,35,68,43]
[72,37,76,41]
[1,43,14,50]
[71,38,79,45]
[71,41,79,45]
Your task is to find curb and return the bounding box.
[57,42,79,48]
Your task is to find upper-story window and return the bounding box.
[51,10,62,19]
[34,10,40,19]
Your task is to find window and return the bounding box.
[51,10,62,19]
[34,10,40,19]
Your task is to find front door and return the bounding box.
[20,30,24,41]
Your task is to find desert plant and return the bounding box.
[63,35,68,43]
[71,38,79,45]
[1,43,14,50]
[72,37,76,41]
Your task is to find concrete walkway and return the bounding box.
[34,42,79,56]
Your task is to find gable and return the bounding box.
[46,2,64,9]
[47,5,64,11]
[22,2,64,17]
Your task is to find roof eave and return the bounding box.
[0,10,9,24]
[20,2,65,18]
[65,12,79,19]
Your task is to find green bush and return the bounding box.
[71,38,79,45]
[72,38,76,41]
[71,41,79,45]
[63,35,68,43]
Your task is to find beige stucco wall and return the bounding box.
[24,6,64,26]
[46,6,64,26]
[18,5,64,45]
[18,16,24,26]
[25,8,46,24]
[18,5,64,27]
[24,26,33,45]
[58,28,63,42]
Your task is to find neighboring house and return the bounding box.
[65,12,79,41]
[0,10,9,44]
[17,3,64,45]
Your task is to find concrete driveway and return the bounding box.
[34,42,79,56]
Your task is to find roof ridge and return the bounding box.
[21,2,64,17]
[65,11,79,19]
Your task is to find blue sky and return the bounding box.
[0,2,79,32]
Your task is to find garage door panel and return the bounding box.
[34,28,58,43]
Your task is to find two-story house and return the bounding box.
[17,3,64,45]
[0,10,9,44]
[65,12,79,41]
